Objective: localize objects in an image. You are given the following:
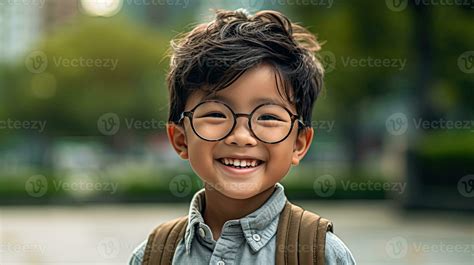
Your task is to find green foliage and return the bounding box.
[3,16,170,135]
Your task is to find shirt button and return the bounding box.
[252,233,261,242]
[217,260,225,265]
[198,227,206,238]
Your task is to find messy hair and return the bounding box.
[166,9,324,133]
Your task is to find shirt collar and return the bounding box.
[184,183,287,254]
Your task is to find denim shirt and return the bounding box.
[129,183,356,265]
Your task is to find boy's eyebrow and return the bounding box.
[202,94,290,109]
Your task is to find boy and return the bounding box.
[130,9,356,265]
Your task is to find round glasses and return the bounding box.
[179,100,304,144]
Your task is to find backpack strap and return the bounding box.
[275,201,333,265]
[142,216,188,265]
[142,201,333,265]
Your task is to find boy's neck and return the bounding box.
[202,184,277,241]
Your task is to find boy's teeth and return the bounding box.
[219,158,261,168]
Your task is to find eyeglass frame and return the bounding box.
[178,99,305,144]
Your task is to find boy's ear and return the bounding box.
[291,127,314,166]
[166,122,189,160]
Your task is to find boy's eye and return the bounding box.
[258,114,282,121]
[203,112,227,118]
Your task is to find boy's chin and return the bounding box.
[210,184,261,200]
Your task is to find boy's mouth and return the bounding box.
[216,157,265,169]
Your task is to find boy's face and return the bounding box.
[167,64,313,200]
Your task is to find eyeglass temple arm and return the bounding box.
[293,115,306,127]
[178,111,193,123]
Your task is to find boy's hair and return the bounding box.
[166,9,324,133]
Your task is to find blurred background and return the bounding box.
[0,0,473,264]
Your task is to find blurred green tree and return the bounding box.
[2,16,170,136]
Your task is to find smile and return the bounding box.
[215,158,265,176]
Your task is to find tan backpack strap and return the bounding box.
[142,216,188,265]
[276,201,333,265]
[276,201,303,265]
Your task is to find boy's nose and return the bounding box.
[223,116,258,146]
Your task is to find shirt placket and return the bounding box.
[196,221,244,265]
